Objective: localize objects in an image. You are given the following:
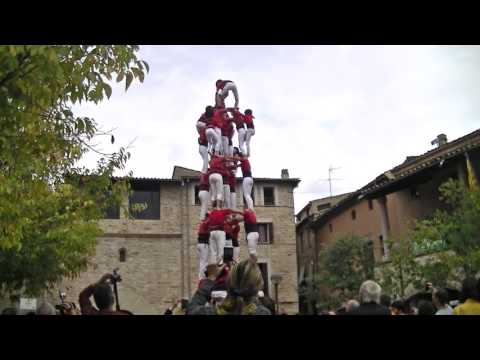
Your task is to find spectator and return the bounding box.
[417,300,436,315]
[380,294,391,309]
[258,294,276,315]
[78,273,133,315]
[187,260,271,315]
[390,300,407,315]
[37,302,56,315]
[2,307,17,315]
[348,280,390,315]
[453,277,480,315]
[345,299,360,313]
[432,288,453,315]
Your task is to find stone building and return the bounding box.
[58,166,300,314]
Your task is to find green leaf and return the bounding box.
[103,83,112,99]
[125,72,133,91]
[111,135,115,144]
[142,60,150,73]
[116,72,124,82]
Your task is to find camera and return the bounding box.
[112,268,122,283]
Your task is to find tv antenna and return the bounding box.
[317,165,342,197]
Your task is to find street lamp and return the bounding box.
[270,273,283,314]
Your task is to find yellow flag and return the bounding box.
[466,153,478,190]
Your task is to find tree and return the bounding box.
[410,178,480,283]
[0,45,149,297]
[315,234,375,307]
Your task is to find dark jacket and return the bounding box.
[347,302,390,315]
[187,279,271,315]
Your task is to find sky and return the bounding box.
[73,45,480,213]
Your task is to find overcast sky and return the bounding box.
[74,45,480,213]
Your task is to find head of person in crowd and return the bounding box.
[417,300,436,315]
[93,283,115,312]
[345,299,360,313]
[432,288,450,310]
[1,307,17,315]
[37,302,56,315]
[259,294,276,315]
[380,294,391,308]
[216,260,265,315]
[359,280,382,304]
[244,109,253,116]
[460,277,478,303]
[390,300,406,315]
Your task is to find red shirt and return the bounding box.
[198,127,207,144]
[198,219,210,235]
[199,173,209,191]
[244,114,255,128]
[208,209,232,229]
[231,110,245,128]
[224,220,233,236]
[213,109,225,128]
[243,209,257,225]
[221,117,234,137]
[208,156,228,177]
[239,158,251,177]
[232,222,240,240]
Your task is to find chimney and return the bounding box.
[431,134,448,148]
[281,169,289,179]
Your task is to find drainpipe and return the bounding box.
[185,178,192,298]
[180,180,185,298]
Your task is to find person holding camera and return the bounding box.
[78,273,133,315]
[186,260,271,315]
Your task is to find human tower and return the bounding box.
[195,80,259,281]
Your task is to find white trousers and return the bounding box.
[196,121,206,133]
[220,82,239,108]
[198,190,210,220]
[199,145,208,174]
[230,192,237,210]
[209,173,223,202]
[209,230,226,264]
[223,184,231,209]
[247,232,259,256]
[242,177,254,210]
[206,128,222,155]
[197,243,209,280]
[237,128,246,155]
[245,128,255,157]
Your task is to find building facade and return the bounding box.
[57,167,300,314]
[297,130,480,306]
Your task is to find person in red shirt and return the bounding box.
[221,112,234,157]
[207,154,229,208]
[198,172,210,220]
[231,108,247,156]
[205,107,227,155]
[208,208,233,265]
[215,79,239,109]
[198,121,209,173]
[231,149,254,210]
[244,109,255,157]
[225,216,241,263]
[232,209,259,263]
[197,216,210,280]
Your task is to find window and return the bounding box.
[317,203,331,212]
[258,223,274,244]
[129,182,160,220]
[351,209,356,220]
[194,185,200,205]
[329,223,333,233]
[263,187,275,206]
[119,248,127,262]
[368,199,373,210]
